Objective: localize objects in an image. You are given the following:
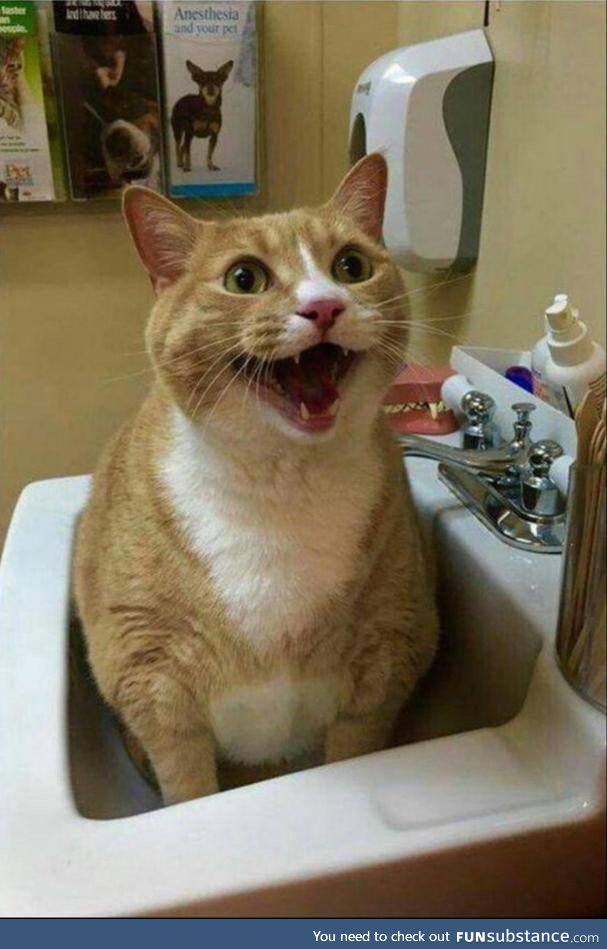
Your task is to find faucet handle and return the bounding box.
[521,439,565,516]
[526,439,564,477]
[461,391,501,450]
[511,401,536,444]
[462,390,496,421]
[512,402,536,423]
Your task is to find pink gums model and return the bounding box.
[383,363,459,436]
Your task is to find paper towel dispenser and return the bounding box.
[349,30,494,273]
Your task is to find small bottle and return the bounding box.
[532,294,606,417]
[531,293,567,406]
[543,296,605,417]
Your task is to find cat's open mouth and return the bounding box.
[233,342,358,432]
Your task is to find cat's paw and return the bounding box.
[207,162,220,172]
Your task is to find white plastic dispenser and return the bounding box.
[349,30,494,273]
[531,293,567,406]
[533,294,606,416]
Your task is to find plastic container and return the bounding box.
[531,334,552,404]
[532,294,606,417]
[532,293,566,407]
[505,365,534,393]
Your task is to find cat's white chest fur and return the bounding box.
[210,675,340,764]
[160,408,381,646]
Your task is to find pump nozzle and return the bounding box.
[545,294,577,334]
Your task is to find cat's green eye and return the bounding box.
[224,259,269,294]
[332,248,373,284]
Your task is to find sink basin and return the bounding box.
[0,462,604,917]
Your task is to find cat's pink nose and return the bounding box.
[296,298,345,331]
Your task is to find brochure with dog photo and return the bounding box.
[0,1,57,201]
[160,1,258,198]
[52,0,164,199]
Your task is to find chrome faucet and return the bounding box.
[400,398,566,553]
[399,402,536,477]
[461,390,502,451]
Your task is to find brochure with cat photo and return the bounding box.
[52,0,164,199]
[0,1,58,201]
[160,1,258,198]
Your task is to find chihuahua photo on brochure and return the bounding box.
[171,58,233,172]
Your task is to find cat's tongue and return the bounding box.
[275,345,339,414]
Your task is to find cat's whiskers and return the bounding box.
[261,350,273,396]
[253,350,267,411]
[386,356,445,407]
[188,360,235,422]
[205,333,277,434]
[238,352,261,424]
[399,342,448,371]
[238,334,274,423]
[105,332,244,384]
[374,319,463,343]
[375,302,483,343]
[116,332,241,369]
[376,338,406,366]
[159,332,244,371]
[374,311,470,325]
[357,271,472,312]
[186,340,244,419]
[120,322,243,357]
[203,354,254,432]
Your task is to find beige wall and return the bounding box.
[1,1,605,542]
[397,1,606,366]
[0,1,396,540]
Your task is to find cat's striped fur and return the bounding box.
[73,155,439,805]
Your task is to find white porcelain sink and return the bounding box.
[0,460,604,917]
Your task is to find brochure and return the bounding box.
[53,0,163,198]
[159,1,258,198]
[0,1,57,201]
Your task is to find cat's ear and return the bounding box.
[217,60,234,83]
[328,153,387,242]
[122,187,199,293]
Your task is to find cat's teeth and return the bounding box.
[341,347,350,357]
[429,401,439,420]
[294,353,300,365]
[328,398,340,417]
[300,402,311,421]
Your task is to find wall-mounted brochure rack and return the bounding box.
[1,1,260,205]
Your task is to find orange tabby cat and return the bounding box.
[73,154,439,805]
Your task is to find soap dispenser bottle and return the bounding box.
[531,293,566,405]
[532,294,606,417]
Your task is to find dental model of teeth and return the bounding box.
[383,363,459,436]
[383,400,448,421]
